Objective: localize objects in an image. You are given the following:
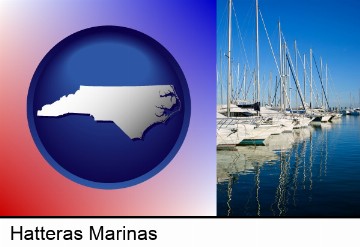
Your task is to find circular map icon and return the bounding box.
[27,26,190,189]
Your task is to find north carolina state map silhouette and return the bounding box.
[37,85,181,139]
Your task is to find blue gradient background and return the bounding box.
[0,0,216,215]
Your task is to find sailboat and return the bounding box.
[217,0,288,148]
[216,0,255,149]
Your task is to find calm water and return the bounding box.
[217,116,360,217]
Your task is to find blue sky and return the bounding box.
[217,0,360,108]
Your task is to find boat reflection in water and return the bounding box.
[217,125,334,216]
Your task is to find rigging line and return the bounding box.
[241,0,255,46]
[296,47,320,107]
[235,64,247,100]
[327,66,341,108]
[235,68,245,101]
[272,77,280,105]
[295,48,311,106]
[238,71,245,96]
[286,53,306,109]
[216,2,228,34]
[270,31,292,111]
[232,3,251,72]
[309,71,321,108]
[312,53,330,109]
[245,70,255,101]
[216,9,229,66]
[232,63,243,101]
[236,68,247,99]
[281,32,306,110]
[259,9,280,75]
[328,69,340,107]
[304,51,321,107]
[281,32,320,111]
[296,49,307,89]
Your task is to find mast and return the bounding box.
[269,72,272,106]
[243,64,246,100]
[275,76,278,107]
[320,57,323,108]
[237,62,240,102]
[220,49,223,106]
[314,55,330,110]
[253,71,256,102]
[303,54,306,104]
[227,0,232,117]
[283,43,287,110]
[255,0,260,109]
[279,21,283,110]
[285,51,306,110]
[295,40,298,110]
[326,63,328,110]
[288,63,290,110]
[310,48,313,110]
